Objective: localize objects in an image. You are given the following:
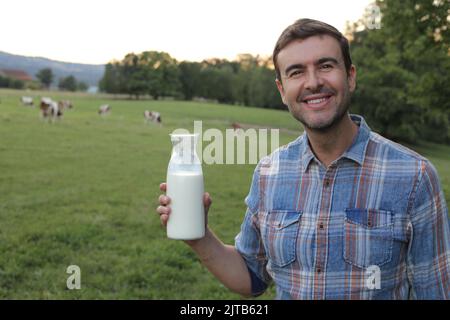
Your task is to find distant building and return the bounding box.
[0,69,33,82]
[87,86,98,94]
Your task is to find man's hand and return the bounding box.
[155,182,252,296]
[156,182,212,227]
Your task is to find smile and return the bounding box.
[306,97,328,104]
[301,94,333,108]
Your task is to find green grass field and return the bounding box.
[0,88,449,299]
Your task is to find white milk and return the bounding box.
[166,171,205,240]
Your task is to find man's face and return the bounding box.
[275,35,356,131]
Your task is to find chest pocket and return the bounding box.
[343,208,394,269]
[261,210,302,268]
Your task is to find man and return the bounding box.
[156,18,450,299]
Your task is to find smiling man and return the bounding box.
[274,30,358,168]
[157,18,450,299]
[276,36,355,132]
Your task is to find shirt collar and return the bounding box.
[301,139,316,172]
[341,114,371,165]
[301,114,371,172]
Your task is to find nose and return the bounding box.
[304,69,323,92]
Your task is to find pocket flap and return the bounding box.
[268,210,302,229]
[345,208,393,228]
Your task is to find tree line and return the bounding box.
[99,52,283,109]
[101,0,448,144]
[0,75,25,89]
[0,67,88,91]
[36,68,88,91]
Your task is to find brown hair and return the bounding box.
[273,18,352,81]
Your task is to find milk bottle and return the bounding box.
[166,133,205,240]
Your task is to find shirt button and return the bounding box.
[324,179,330,187]
[319,223,324,229]
[316,267,322,274]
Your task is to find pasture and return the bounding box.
[0,89,449,299]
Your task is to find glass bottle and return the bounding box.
[166,133,205,239]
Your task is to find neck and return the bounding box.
[305,114,358,168]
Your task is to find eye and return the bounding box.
[320,64,333,70]
[288,70,303,78]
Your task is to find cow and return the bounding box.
[58,100,73,110]
[144,110,162,125]
[98,104,111,115]
[40,97,62,120]
[231,122,244,136]
[21,96,34,107]
[231,122,242,130]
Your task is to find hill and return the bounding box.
[0,51,105,87]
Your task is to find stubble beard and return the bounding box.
[291,88,352,133]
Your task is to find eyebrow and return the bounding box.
[284,57,340,76]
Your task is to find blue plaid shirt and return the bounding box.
[235,115,450,299]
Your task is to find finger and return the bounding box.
[158,194,171,205]
[160,183,167,192]
[203,192,212,207]
[160,214,169,226]
[156,205,171,216]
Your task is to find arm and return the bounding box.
[186,228,253,297]
[407,160,450,299]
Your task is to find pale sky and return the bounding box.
[1,0,374,65]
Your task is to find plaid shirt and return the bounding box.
[235,115,450,299]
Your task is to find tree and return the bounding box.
[121,53,148,99]
[138,51,180,100]
[248,65,284,109]
[234,54,263,106]
[347,0,450,144]
[58,75,77,91]
[99,62,122,94]
[199,60,237,103]
[36,68,53,88]
[178,61,202,100]
[103,51,181,99]
[77,81,88,92]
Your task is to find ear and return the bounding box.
[348,65,357,93]
[275,78,287,105]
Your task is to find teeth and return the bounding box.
[306,97,327,104]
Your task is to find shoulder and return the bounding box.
[367,132,441,195]
[368,131,428,164]
[266,134,306,162]
[366,132,436,180]
[255,134,305,173]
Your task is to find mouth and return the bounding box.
[301,94,333,108]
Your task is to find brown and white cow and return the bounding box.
[40,97,63,120]
[144,110,162,125]
[58,100,73,110]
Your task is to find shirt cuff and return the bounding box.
[245,264,268,297]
